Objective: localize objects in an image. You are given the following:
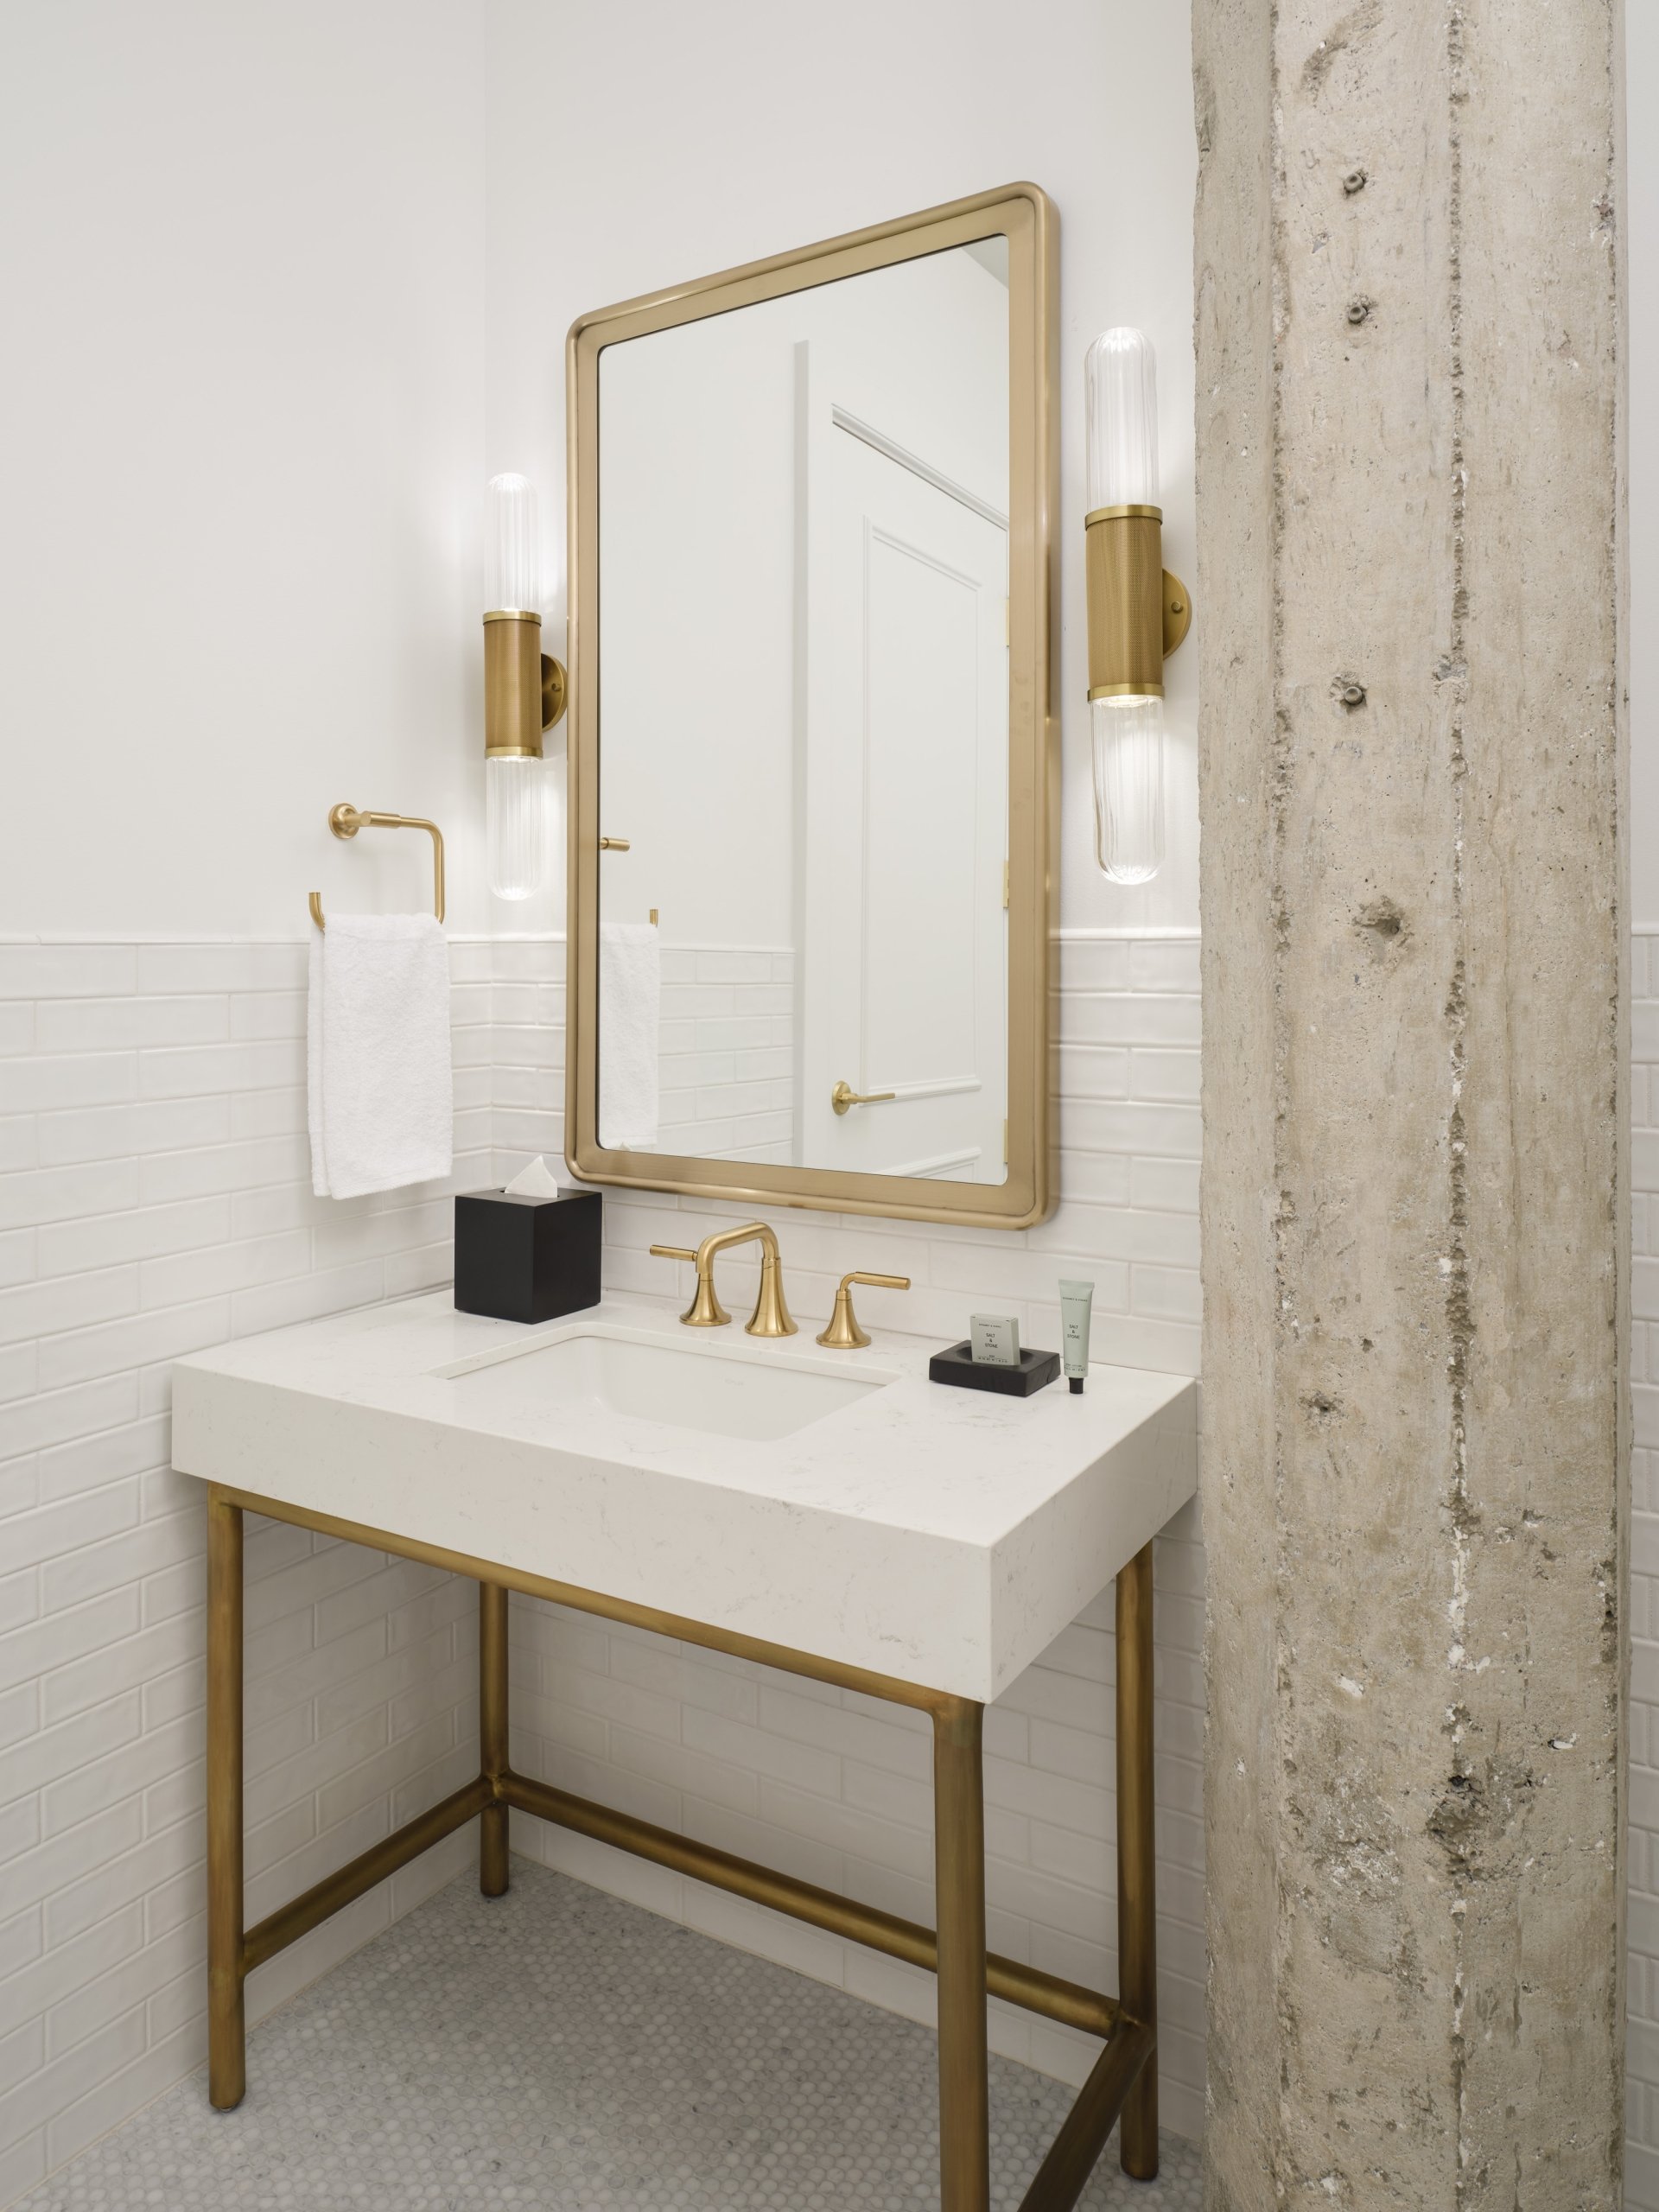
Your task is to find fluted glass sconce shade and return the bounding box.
[486,755,547,901]
[484,472,550,901]
[1084,328,1166,885]
[1091,697,1165,884]
[1085,327,1160,511]
[486,472,540,613]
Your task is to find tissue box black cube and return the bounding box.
[454,1187,601,1325]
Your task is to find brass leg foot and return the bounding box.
[933,1697,989,2212]
[1116,1543,1158,2179]
[479,1582,510,1897]
[207,1490,245,2109]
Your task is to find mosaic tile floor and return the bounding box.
[17,1859,1200,2210]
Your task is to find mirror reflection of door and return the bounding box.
[595,234,1012,1185]
[798,376,1008,1180]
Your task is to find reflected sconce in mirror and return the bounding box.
[1084,330,1191,884]
[484,473,568,899]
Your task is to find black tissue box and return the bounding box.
[454,1186,601,1325]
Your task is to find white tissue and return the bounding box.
[503,1154,563,1199]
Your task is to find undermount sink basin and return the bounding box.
[441,1325,894,1443]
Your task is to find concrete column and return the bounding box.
[1192,4,1627,2205]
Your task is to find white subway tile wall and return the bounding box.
[1629,933,1659,2209]
[493,932,1202,1376]
[0,925,1207,2203]
[0,940,496,2209]
[17,925,1647,2189]
[492,930,1207,2141]
[658,947,796,1166]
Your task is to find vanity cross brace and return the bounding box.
[206,1483,1159,2212]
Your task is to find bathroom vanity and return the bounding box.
[174,180,1204,2212]
[173,1290,1195,2212]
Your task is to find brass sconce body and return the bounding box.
[1083,505,1191,702]
[483,610,565,760]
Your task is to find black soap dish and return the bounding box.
[928,1343,1061,1397]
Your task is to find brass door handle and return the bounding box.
[599,837,631,851]
[830,1080,897,1116]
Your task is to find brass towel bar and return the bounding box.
[308,804,446,931]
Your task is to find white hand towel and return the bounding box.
[308,914,454,1199]
[599,922,660,1150]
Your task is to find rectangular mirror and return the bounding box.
[565,183,1056,1228]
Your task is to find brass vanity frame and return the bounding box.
[563,181,1059,1233]
[206,1484,1157,2211]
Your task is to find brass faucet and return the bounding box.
[649,1222,797,1338]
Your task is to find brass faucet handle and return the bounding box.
[649,1243,730,1328]
[817,1270,911,1351]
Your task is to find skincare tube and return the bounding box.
[1059,1280,1095,1394]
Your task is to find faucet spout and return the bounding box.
[697,1223,796,1338]
[646,1221,797,1338]
[677,1221,800,1336]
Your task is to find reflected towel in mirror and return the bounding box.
[308,913,454,1198]
[599,922,660,1150]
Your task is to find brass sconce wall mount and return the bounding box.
[1083,327,1193,884]
[482,472,568,901]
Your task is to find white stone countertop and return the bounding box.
[172,1291,1196,1703]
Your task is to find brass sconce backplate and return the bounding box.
[541,652,566,730]
[1162,572,1192,658]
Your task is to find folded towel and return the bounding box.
[599,922,660,1149]
[308,914,454,1199]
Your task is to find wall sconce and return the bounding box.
[1084,329,1191,884]
[484,472,567,899]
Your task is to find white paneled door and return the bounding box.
[798,372,1009,1181]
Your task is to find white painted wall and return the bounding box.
[485,0,1201,939]
[0,0,488,941]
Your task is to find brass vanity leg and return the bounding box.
[206,1489,245,2110]
[1116,1541,1158,2178]
[479,1581,510,1897]
[932,1696,989,2212]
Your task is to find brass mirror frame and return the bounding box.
[564,181,1058,1230]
